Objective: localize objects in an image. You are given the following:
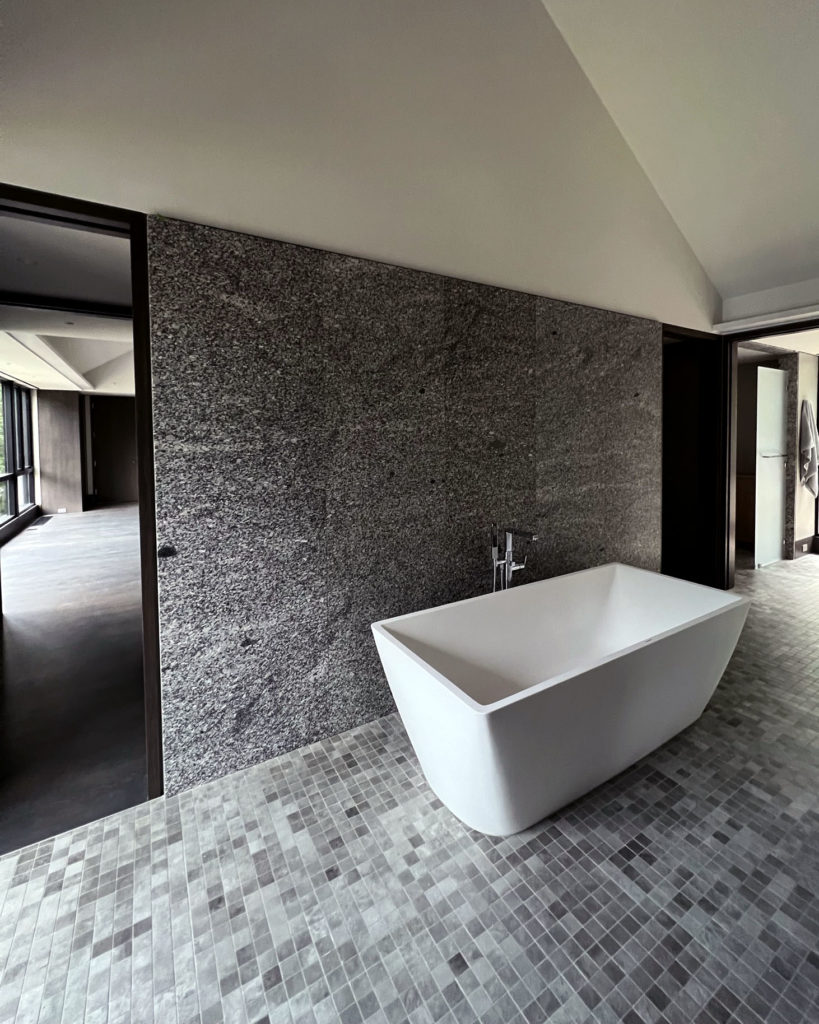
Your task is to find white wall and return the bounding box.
[1,0,718,329]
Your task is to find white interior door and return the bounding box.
[754,367,788,567]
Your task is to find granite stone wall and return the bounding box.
[147,216,662,794]
[781,352,800,558]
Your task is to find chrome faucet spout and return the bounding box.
[490,524,501,593]
[506,528,538,544]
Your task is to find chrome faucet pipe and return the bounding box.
[491,523,500,592]
[491,524,538,591]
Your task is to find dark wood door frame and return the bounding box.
[725,315,819,551]
[0,182,163,797]
[722,317,819,345]
[662,315,819,591]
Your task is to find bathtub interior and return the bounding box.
[381,563,747,707]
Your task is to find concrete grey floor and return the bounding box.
[0,506,146,854]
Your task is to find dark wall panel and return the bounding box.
[147,216,662,795]
[90,396,138,505]
[37,391,83,515]
[662,333,735,589]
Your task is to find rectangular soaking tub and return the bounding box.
[372,564,749,835]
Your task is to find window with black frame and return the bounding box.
[0,381,35,523]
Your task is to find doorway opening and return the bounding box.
[736,331,819,572]
[0,185,160,854]
[661,320,819,592]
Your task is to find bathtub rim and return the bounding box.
[371,563,750,716]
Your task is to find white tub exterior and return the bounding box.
[371,564,749,836]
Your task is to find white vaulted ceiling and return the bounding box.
[2,0,816,328]
[0,0,720,330]
[544,0,819,317]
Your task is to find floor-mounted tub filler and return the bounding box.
[372,564,750,836]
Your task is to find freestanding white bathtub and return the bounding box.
[372,563,749,835]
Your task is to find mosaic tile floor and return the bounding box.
[1,560,817,1024]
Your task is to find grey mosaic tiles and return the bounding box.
[147,216,662,794]
[1,557,817,1023]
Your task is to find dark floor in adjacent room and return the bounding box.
[0,506,146,855]
[0,558,816,1023]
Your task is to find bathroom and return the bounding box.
[149,226,664,797]
[1,2,819,1023]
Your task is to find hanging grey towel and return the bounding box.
[799,398,819,499]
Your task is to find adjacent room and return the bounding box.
[0,213,147,854]
[736,332,819,570]
[0,2,817,1024]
